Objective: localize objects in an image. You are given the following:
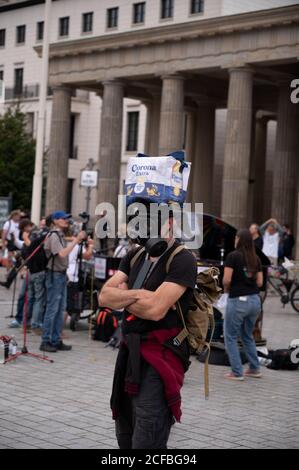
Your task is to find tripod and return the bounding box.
[5,269,53,364]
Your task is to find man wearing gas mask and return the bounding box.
[99,203,197,449]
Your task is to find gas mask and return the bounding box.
[127,202,169,257]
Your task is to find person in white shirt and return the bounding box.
[260,218,284,266]
[1,210,21,254]
[66,237,94,330]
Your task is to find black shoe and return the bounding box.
[55,341,72,351]
[40,342,57,353]
[0,281,9,289]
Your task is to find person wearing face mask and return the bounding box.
[99,207,197,450]
[223,229,264,381]
[40,211,86,353]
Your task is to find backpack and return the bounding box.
[267,349,299,371]
[93,308,118,342]
[131,245,222,398]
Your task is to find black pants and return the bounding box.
[116,362,173,449]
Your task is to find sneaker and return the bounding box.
[244,369,262,379]
[0,281,9,289]
[32,327,43,335]
[9,320,21,328]
[55,341,72,351]
[40,342,57,353]
[224,373,244,382]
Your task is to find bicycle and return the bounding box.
[263,265,299,314]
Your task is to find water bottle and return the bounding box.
[0,338,5,364]
[9,336,17,356]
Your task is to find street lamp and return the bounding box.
[31,0,52,224]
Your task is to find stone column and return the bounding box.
[184,110,197,202]
[159,75,185,155]
[192,104,216,213]
[144,92,161,156]
[252,115,268,224]
[296,190,299,261]
[97,80,124,210]
[221,68,253,228]
[46,86,72,214]
[271,85,299,225]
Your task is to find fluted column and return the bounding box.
[271,85,299,224]
[144,92,161,156]
[192,104,216,212]
[97,80,124,209]
[184,110,197,202]
[221,68,253,228]
[252,115,268,224]
[159,75,185,155]
[46,86,72,214]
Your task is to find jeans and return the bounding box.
[15,277,33,325]
[224,294,261,377]
[116,362,173,449]
[42,272,67,346]
[28,271,46,329]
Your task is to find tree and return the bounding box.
[0,107,35,210]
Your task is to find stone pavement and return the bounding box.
[0,276,298,450]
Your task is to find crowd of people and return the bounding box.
[0,208,297,449]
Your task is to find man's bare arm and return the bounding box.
[127,282,187,321]
[98,271,141,310]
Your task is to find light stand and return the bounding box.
[5,270,53,364]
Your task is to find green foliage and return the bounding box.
[0,107,35,210]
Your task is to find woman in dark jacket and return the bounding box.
[223,229,263,381]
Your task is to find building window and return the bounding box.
[82,12,93,33]
[0,70,4,100]
[133,2,146,24]
[14,68,23,96]
[0,29,5,47]
[66,179,74,214]
[36,21,44,41]
[161,0,174,19]
[59,17,69,37]
[107,7,119,29]
[16,25,26,44]
[127,112,139,152]
[190,0,204,14]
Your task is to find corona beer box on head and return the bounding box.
[125,151,191,206]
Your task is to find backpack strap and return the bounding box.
[130,247,146,270]
[166,245,185,274]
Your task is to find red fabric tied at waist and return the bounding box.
[139,328,185,423]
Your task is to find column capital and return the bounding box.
[52,85,73,94]
[160,74,185,81]
[227,66,254,75]
[101,79,125,88]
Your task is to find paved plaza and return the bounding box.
[0,276,298,450]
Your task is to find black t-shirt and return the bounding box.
[225,250,262,298]
[118,241,197,335]
[22,235,48,274]
[254,236,263,252]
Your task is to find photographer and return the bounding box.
[21,216,52,333]
[66,229,94,330]
[40,211,86,353]
[99,209,197,449]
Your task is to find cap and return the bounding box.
[52,211,72,221]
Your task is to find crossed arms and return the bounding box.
[98,270,186,322]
